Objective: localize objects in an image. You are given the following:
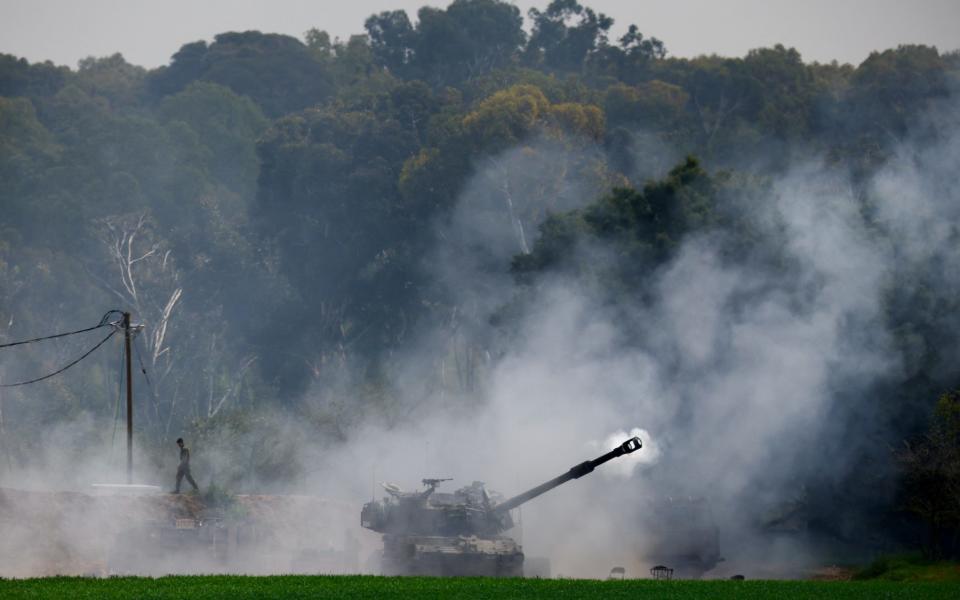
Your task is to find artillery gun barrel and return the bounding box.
[493,436,641,514]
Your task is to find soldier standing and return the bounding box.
[174,437,199,493]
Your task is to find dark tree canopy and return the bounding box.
[0,54,69,98]
[526,0,614,72]
[147,31,335,116]
[366,0,525,85]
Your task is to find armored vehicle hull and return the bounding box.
[381,534,522,577]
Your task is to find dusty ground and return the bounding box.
[808,566,857,581]
[0,487,370,577]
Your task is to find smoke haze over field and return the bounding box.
[299,91,960,575]
[2,91,960,578]
[240,91,960,575]
[1,11,959,576]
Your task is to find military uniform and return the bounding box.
[175,445,199,493]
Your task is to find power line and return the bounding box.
[0,329,118,387]
[0,310,124,349]
[132,335,161,418]
[133,335,154,389]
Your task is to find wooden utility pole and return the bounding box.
[123,311,133,484]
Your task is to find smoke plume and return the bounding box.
[2,80,958,581]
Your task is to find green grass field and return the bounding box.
[1,575,958,599]
[853,554,960,582]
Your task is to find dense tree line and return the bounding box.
[1,0,958,556]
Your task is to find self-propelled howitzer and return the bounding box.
[361,436,642,576]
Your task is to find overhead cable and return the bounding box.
[0,329,118,387]
[133,336,153,388]
[0,310,124,349]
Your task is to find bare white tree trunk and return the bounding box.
[208,355,256,419]
[488,157,530,255]
[694,91,742,155]
[91,213,183,435]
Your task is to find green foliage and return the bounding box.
[0,97,61,229]
[853,553,960,581]
[462,84,551,148]
[367,0,525,86]
[741,45,816,139]
[415,0,525,85]
[852,45,948,129]
[818,45,949,169]
[159,82,268,193]
[547,101,604,140]
[253,78,442,393]
[514,156,716,283]
[898,391,960,558]
[147,32,334,117]
[526,0,614,73]
[75,54,146,110]
[0,53,69,98]
[603,81,688,131]
[0,43,277,455]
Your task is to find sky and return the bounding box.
[0,0,958,70]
